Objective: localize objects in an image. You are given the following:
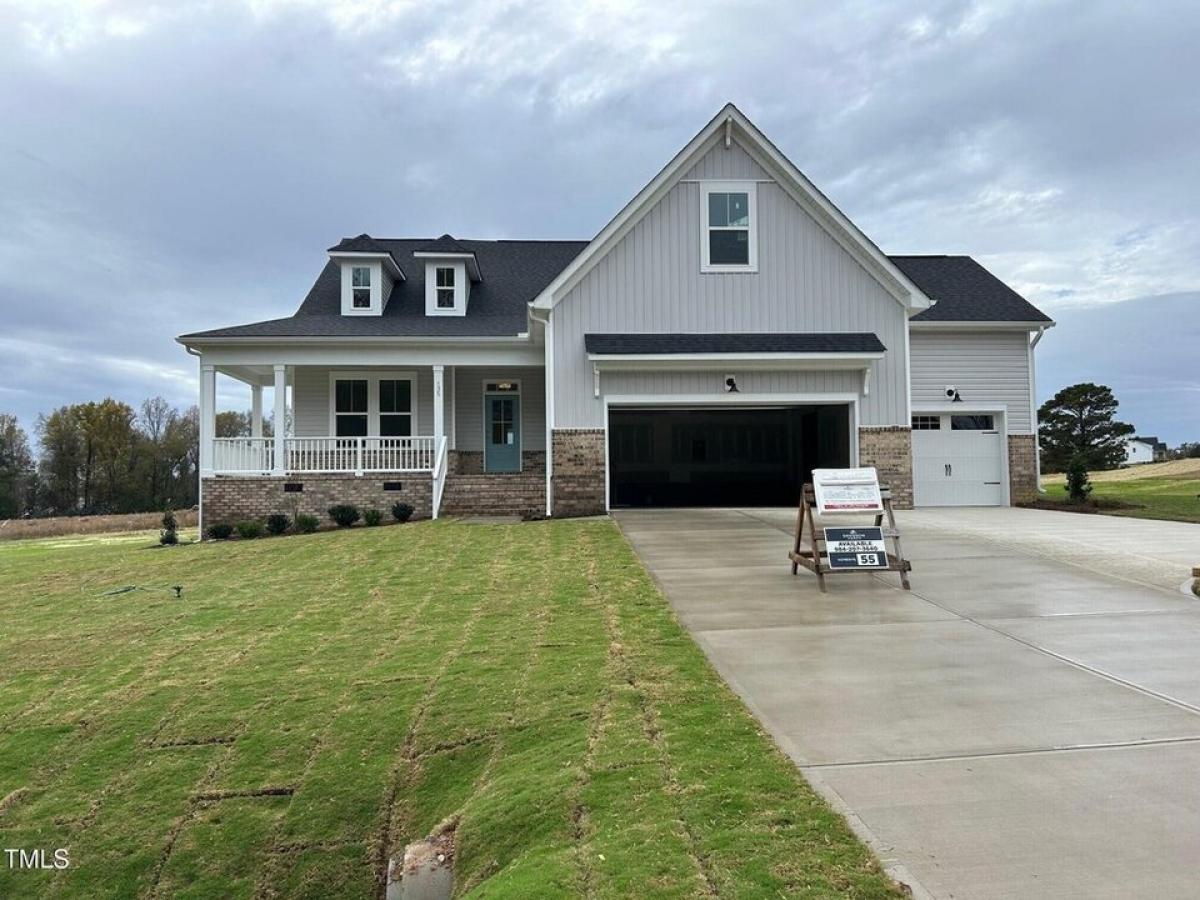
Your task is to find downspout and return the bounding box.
[184,345,204,538]
[529,306,554,517]
[1029,327,1046,491]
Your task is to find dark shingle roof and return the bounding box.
[585,333,886,354]
[181,239,588,339]
[892,256,1052,323]
[179,241,1051,342]
[413,233,472,255]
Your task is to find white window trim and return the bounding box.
[424,261,468,316]
[481,378,523,472]
[351,266,373,310]
[340,261,383,316]
[700,180,758,273]
[435,266,456,310]
[328,371,418,437]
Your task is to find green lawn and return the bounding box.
[1039,478,1200,523]
[0,520,899,899]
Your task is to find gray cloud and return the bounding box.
[0,0,1197,441]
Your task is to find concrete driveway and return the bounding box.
[615,506,1200,900]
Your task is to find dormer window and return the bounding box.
[328,235,405,317]
[435,267,456,309]
[700,181,757,272]
[351,266,372,308]
[413,234,481,318]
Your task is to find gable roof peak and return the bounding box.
[414,233,471,255]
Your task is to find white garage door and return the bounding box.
[912,413,1005,506]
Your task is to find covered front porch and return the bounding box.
[197,359,547,519]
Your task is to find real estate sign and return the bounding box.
[812,467,884,514]
[823,526,889,570]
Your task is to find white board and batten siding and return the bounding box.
[909,330,1033,433]
[551,138,910,428]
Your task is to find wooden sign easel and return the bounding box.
[789,483,912,592]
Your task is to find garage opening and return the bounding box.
[608,405,851,508]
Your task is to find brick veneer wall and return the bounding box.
[858,426,914,509]
[551,429,606,517]
[202,473,432,528]
[1008,434,1039,504]
[449,450,546,475]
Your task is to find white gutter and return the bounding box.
[184,345,205,537]
[1029,326,1046,491]
[528,306,554,516]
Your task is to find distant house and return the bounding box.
[1125,436,1167,465]
[177,104,1054,526]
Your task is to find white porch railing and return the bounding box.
[212,437,274,473]
[210,436,439,475]
[287,436,437,473]
[431,435,448,519]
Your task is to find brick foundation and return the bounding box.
[201,473,432,528]
[858,426,914,508]
[448,450,546,475]
[551,429,606,517]
[1008,434,1039,504]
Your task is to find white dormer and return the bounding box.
[327,235,405,317]
[412,234,482,318]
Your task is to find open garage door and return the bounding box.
[608,405,851,508]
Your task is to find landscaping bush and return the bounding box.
[1066,453,1093,503]
[265,513,291,536]
[206,522,234,540]
[159,509,179,546]
[295,513,319,534]
[235,520,265,539]
[327,504,361,528]
[392,502,414,523]
[363,508,383,527]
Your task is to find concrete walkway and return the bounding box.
[615,507,1200,900]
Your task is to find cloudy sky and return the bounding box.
[1,0,1197,443]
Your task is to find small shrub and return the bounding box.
[159,509,179,546]
[327,504,361,528]
[295,513,319,534]
[265,513,291,536]
[235,520,265,539]
[206,522,234,540]
[392,502,414,523]
[363,508,383,527]
[1065,453,1093,503]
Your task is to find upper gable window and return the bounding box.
[351,266,372,308]
[435,267,456,309]
[700,181,757,273]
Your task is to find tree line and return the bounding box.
[0,400,270,518]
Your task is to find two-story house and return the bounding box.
[178,104,1053,527]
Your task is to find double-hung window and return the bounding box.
[334,379,368,436]
[351,266,372,308]
[435,267,456,309]
[701,181,757,272]
[379,380,413,437]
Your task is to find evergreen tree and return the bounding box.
[1038,383,1134,472]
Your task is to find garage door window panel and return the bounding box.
[951,414,995,431]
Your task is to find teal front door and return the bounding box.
[484,391,521,472]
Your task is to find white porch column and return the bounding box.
[272,364,287,476]
[251,384,263,438]
[199,363,216,476]
[448,366,456,449]
[432,365,445,444]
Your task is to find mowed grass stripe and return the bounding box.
[0,521,901,899]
